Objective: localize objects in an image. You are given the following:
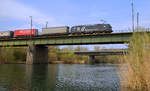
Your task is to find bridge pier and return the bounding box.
[26,45,48,64]
[89,55,96,64]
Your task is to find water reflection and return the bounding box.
[0,64,26,90]
[26,64,58,91]
[0,64,121,91]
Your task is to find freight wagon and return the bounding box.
[71,24,112,34]
[14,29,38,37]
[0,31,13,38]
[42,26,69,35]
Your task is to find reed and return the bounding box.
[121,31,150,91]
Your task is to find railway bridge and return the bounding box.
[74,49,127,64]
[0,32,145,64]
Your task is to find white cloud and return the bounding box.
[0,0,58,29]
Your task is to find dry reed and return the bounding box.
[121,31,150,91]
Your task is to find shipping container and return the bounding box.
[0,31,13,37]
[42,26,69,35]
[14,29,38,37]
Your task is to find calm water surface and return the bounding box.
[0,64,121,91]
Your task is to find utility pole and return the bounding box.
[137,12,139,31]
[46,21,48,28]
[131,1,135,32]
[29,16,32,38]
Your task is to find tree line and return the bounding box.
[0,46,120,64]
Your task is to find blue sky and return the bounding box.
[0,0,149,49]
[0,0,149,30]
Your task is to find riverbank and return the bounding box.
[1,61,122,65]
[120,31,150,90]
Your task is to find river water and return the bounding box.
[0,64,121,91]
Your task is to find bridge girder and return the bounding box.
[0,32,133,46]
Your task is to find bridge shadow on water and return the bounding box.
[0,64,121,91]
[26,64,57,91]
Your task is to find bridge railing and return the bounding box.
[114,28,150,33]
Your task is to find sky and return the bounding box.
[0,0,149,49]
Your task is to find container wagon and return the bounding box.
[71,24,112,34]
[14,29,38,37]
[0,31,14,38]
[42,26,69,35]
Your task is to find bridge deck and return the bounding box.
[74,49,127,56]
[0,32,134,46]
[0,32,148,46]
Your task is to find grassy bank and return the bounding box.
[120,31,150,90]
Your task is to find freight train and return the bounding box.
[0,24,112,38]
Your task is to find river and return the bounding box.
[0,64,121,91]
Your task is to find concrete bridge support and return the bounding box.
[89,55,96,64]
[26,45,48,64]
